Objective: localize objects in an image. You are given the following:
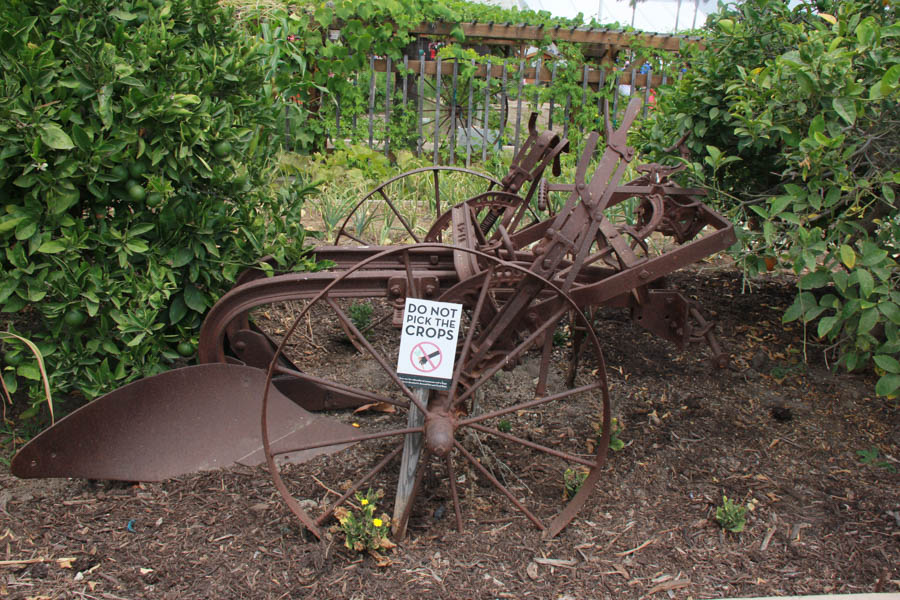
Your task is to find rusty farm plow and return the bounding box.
[13,98,735,539]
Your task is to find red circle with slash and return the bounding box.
[410,341,442,372]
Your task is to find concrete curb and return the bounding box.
[716,595,900,600]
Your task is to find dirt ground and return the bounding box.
[2,264,899,600]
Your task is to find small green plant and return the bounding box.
[563,467,588,500]
[552,325,569,347]
[715,495,748,533]
[347,302,375,336]
[595,417,625,451]
[332,489,395,554]
[497,419,512,433]
[856,447,898,473]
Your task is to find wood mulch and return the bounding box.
[2,267,898,599]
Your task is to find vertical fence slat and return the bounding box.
[368,56,376,149]
[611,71,620,122]
[499,61,508,149]
[448,60,459,165]
[580,65,589,134]
[597,68,606,127]
[465,58,475,168]
[284,105,290,150]
[513,60,525,157]
[533,57,542,110]
[335,92,341,141]
[481,59,492,163]
[642,68,652,117]
[548,62,557,130]
[417,53,424,157]
[433,56,442,165]
[385,57,392,157]
[402,56,409,106]
[352,71,359,132]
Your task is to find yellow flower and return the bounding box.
[361,499,369,506]
[372,518,383,528]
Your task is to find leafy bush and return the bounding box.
[639,0,899,396]
[0,0,314,417]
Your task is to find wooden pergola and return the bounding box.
[366,22,702,88]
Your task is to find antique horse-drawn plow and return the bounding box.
[13,98,735,539]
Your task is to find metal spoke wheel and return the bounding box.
[421,59,509,154]
[333,166,501,246]
[261,245,612,540]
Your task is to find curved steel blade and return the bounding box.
[11,364,357,481]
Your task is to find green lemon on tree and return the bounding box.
[128,160,148,179]
[176,341,195,357]
[64,308,87,328]
[212,141,232,158]
[146,191,163,208]
[110,165,129,182]
[127,181,147,202]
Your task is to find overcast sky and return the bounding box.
[524,0,719,33]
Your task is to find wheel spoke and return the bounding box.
[315,443,404,527]
[454,440,544,530]
[325,295,428,414]
[458,382,603,427]
[445,454,464,533]
[465,423,597,468]
[270,425,423,458]
[456,303,569,407]
[447,264,495,401]
[273,364,407,408]
[377,188,420,243]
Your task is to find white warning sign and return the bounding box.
[396,298,463,390]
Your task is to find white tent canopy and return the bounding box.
[504,0,719,34]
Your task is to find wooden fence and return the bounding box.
[303,58,679,166]
[290,24,697,164]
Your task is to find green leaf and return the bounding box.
[875,374,900,397]
[832,97,856,125]
[856,269,874,298]
[855,18,876,45]
[839,245,856,269]
[109,9,136,21]
[0,216,25,234]
[169,295,187,325]
[874,355,900,374]
[879,302,900,325]
[17,363,41,381]
[817,316,839,338]
[172,247,193,268]
[799,270,830,290]
[882,64,900,90]
[858,308,878,334]
[39,124,75,150]
[183,285,207,313]
[37,240,66,254]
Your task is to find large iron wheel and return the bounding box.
[420,58,510,153]
[333,166,501,246]
[261,245,612,540]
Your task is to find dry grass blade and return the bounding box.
[1,331,54,424]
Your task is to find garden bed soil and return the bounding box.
[2,264,898,599]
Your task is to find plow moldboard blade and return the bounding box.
[11,364,358,481]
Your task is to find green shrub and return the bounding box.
[639,0,899,397]
[0,0,314,417]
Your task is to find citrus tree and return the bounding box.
[0,0,314,418]
[638,0,899,396]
